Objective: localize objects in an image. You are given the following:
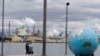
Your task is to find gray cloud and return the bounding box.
[0,0,66,21]
[67,0,100,21]
[0,0,100,35]
[0,0,100,21]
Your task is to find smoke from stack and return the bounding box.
[13,17,36,26]
[47,29,59,37]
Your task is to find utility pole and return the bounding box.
[42,0,47,56]
[65,2,70,55]
[1,0,5,56]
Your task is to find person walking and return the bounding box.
[28,41,33,54]
[25,41,29,55]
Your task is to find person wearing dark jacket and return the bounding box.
[25,42,29,55]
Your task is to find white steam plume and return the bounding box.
[13,19,24,25]
[13,17,36,26]
[47,29,59,37]
[22,17,36,25]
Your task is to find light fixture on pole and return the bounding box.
[65,2,70,55]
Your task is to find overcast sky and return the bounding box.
[0,0,100,35]
[0,0,99,21]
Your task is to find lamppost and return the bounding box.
[42,0,47,56]
[1,0,5,56]
[65,2,70,55]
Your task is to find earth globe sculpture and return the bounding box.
[68,27,99,56]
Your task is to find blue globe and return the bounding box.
[68,27,99,56]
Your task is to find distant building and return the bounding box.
[16,25,30,36]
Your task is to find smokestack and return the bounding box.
[16,28,18,35]
[37,29,40,36]
[8,21,11,37]
[26,25,30,35]
[33,25,35,34]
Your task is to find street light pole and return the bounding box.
[65,2,70,55]
[1,0,5,56]
[42,0,47,56]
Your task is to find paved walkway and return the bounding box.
[4,54,67,56]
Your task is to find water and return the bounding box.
[0,42,100,56]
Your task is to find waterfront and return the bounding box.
[0,43,99,56]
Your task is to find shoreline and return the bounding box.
[0,41,67,43]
